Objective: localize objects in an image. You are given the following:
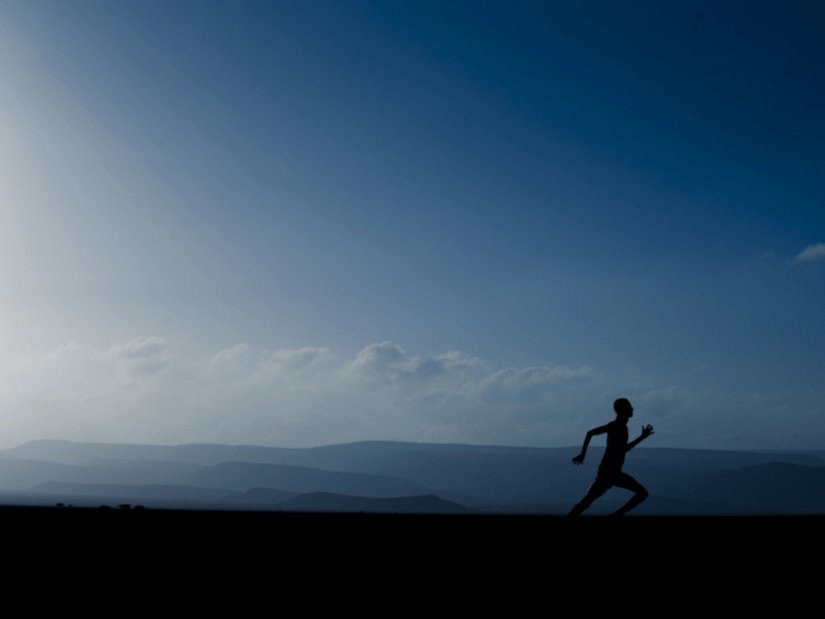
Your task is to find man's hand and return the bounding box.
[572,454,585,465]
[641,424,654,439]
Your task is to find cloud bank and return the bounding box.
[0,337,594,449]
[1,337,822,450]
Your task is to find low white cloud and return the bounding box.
[0,337,591,448]
[795,243,825,263]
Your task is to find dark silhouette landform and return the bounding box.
[0,439,824,514]
[277,492,469,514]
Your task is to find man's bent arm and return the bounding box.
[572,424,610,464]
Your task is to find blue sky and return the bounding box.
[0,1,822,449]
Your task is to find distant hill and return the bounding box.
[233,487,299,505]
[0,441,175,465]
[276,492,470,514]
[2,439,825,514]
[657,462,825,514]
[29,481,238,502]
[589,494,741,515]
[173,460,435,497]
[6,439,820,505]
[0,459,166,491]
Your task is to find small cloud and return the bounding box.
[471,365,591,405]
[346,342,484,386]
[207,344,254,380]
[638,387,686,419]
[795,243,825,263]
[108,336,167,360]
[107,337,169,375]
[205,344,330,386]
[348,342,412,383]
[271,346,330,371]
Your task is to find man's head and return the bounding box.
[614,398,633,419]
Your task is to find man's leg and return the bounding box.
[568,477,612,516]
[611,473,649,516]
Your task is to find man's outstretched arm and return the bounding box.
[572,425,610,464]
[625,424,654,453]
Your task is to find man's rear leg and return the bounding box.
[610,473,649,516]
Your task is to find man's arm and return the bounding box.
[625,425,654,453]
[572,424,610,465]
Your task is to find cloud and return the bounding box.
[109,336,166,360]
[10,337,170,396]
[108,336,170,375]
[471,366,591,406]
[636,386,687,419]
[794,243,825,263]
[343,342,482,386]
[205,344,330,386]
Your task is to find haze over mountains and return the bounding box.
[0,440,823,514]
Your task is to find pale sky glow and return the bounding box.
[1,335,820,451]
[0,2,823,450]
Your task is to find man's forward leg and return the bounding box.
[568,477,612,516]
[610,473,649,516]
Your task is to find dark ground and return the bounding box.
[8,504,815,609]
[9,504,817,565]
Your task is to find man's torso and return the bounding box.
[598,421,628,476]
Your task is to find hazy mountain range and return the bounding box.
[0,440,823,514]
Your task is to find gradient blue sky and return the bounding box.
[0,1,822,449]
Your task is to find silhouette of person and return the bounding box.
[569,398,654,516]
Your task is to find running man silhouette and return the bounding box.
[569,398,654,516]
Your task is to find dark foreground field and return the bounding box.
[8,503,815,608]
[8,504,817,566]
